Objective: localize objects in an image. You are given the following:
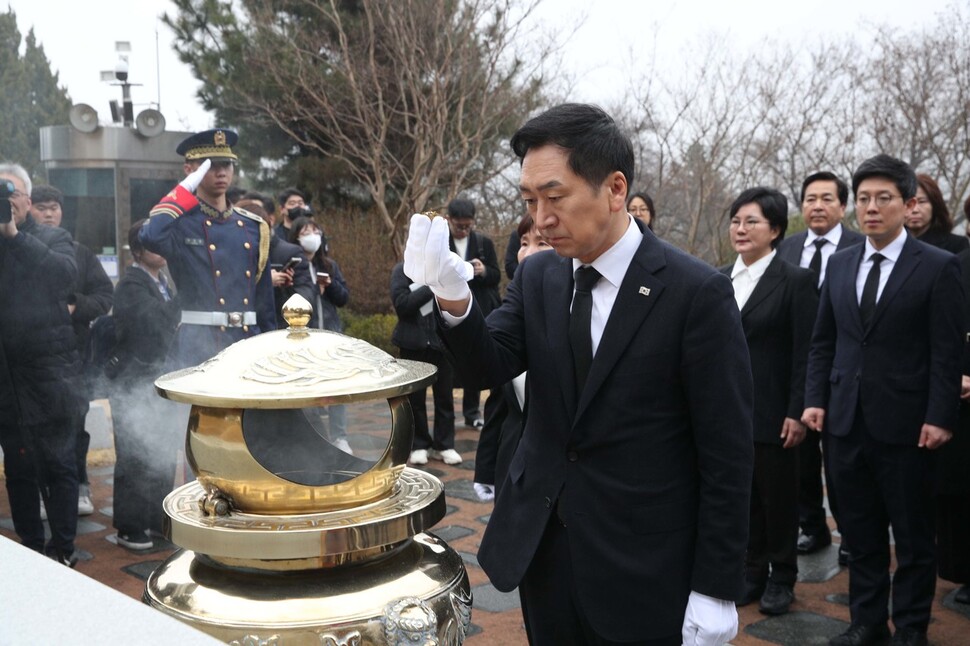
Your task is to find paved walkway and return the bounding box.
[1,394,968,644]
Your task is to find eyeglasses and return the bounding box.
[729,218,770,230]
[7,190,25,199]
[449,221,474,231]
[855,193,901,208]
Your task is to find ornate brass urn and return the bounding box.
[144,296,471,645]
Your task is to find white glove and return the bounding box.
[404,214,473,301]
[681,591,738,646]
[179,158,211,193]
[473,482,495,501]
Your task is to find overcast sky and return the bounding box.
[3,0,958,134]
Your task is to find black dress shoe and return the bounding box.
[736,579,766,607]
[829,623,891,646]
[798,532,832,554]
[890,628,928,646]
[954,584,970,604]
[759,581,794,615]
[838,544,851,566]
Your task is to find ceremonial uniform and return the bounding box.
[140,129,275,369]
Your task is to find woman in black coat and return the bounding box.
[936,248,970,604]
[721,187,819,616]
[108,220,181,551]
[906,174,969,255]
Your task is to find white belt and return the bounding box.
[181,310,257,327]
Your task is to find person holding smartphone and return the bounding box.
[288,215,352,454]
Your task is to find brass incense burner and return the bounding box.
[144,295,471,644]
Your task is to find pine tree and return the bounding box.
[0,9,71,178]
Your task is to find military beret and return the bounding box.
[176,128,239,162]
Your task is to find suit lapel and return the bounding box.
[841,244,867,334]
[574,234,667,421]
[739,256,783,320]
[868,235,921,333]
[544,256,579,418]
[779,232,806,265]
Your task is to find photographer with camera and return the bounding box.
[0,163,85,566]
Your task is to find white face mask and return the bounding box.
[299,233,322,254]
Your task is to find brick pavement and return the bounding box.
[1,392,968,644]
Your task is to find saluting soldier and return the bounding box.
[140,129,275,369]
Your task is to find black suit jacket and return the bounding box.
[805,235,963,443]
[473,378,525,490]
[776,226,865,279]
[721,255,818,444]
[441,224,753,640]
[449,230,501,315]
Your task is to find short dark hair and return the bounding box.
[226,186,246,204]
[447,198,476,219]
[242,191,276,215]
[729,187,789,248]
[128,219,147,256]
[852,154,917,200]
[31,185,63,206]
[277,187,308,206]
[516,212,535,238]
[800,171,848,206]
[510,103,634,192]
[914,173,954,235]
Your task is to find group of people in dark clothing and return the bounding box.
[1,129,350,559]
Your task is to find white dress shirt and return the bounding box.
[800,223,846,285]
[574,216,642,357]
[730,250,775,310]
[855,229,907,305]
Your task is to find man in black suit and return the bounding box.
[405,104,753,645]
[721,187,819,616]
[445,197,501,429]
[803,155,963,646]
[778,171,864,558]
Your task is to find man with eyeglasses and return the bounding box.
[778,172,864,565]
[444,197,500,441]
[0,163,85,566]
[803,155,963,646]
[140,129,276,369]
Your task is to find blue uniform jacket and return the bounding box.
[140,185,275,369]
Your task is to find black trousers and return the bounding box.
[746,442,799,586]
[0,419,78,555]
[936,494,970,583]
[828,412,938,632]
[518,515,680,645]
[400,347,456,451]
[109,376,182,535]
[798,429,841,538]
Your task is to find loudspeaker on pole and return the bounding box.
[135,109,166,137]
[68,103,100,133]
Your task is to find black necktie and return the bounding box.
[569,265,601,393]
[860,253,884,330]
[809,238,827,285]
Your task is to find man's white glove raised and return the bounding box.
[681,591,738,646]
[179,158,211,193]
[404,214,473,302]
[473,482,495,501]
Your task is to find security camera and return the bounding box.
[115,57,129,83]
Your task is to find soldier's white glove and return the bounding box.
[473,482,495,501]
[179,158,211,193]
[404,213,472,302]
